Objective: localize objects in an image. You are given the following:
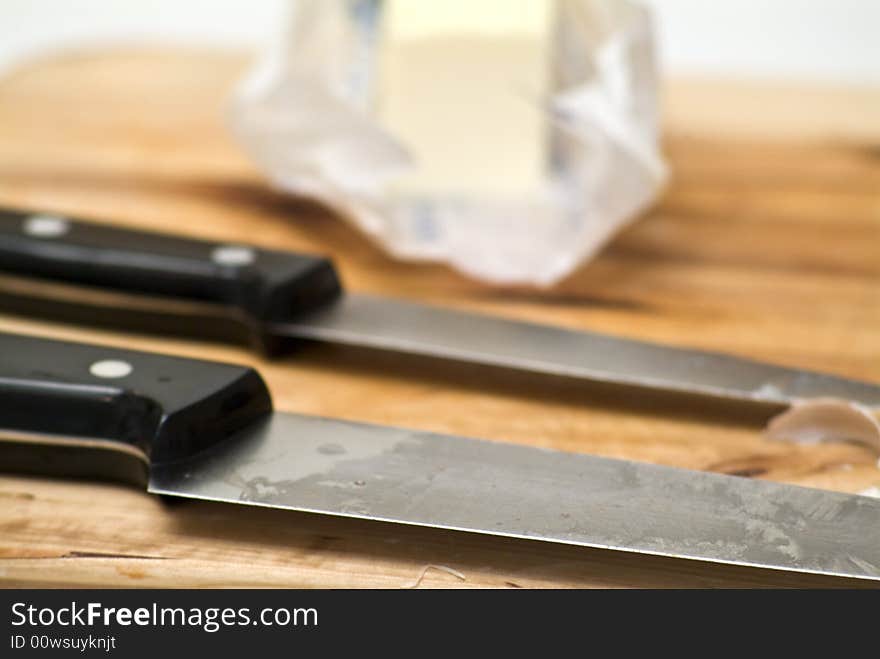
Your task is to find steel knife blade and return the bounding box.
[1,207,879,409]
[2,332,878,582]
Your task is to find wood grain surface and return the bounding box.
[0,50,878,588]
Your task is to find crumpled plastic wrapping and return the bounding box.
[231,0,667,285]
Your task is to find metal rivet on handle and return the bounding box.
[89,359,133,379]
[23,214,70,238]
[211,245,256,267]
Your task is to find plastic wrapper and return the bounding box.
[231,0,667,285]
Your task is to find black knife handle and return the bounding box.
[0,207,343,355]
[0,332,272,486]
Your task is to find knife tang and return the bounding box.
[0,207,341,354]
[0,332,272,485]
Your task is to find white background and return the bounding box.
[0,0,877,84]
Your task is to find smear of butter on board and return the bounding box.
[764,398,880,453]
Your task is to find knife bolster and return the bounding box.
[0,333,273,486]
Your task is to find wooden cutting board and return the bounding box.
[0,50,878,588]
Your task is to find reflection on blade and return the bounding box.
[150,413,880,581]
[274,295,880,408]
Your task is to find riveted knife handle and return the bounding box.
[0,332,272,486]
[0,207,342,355]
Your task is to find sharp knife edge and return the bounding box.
[150,412,880,582]
[2,207,879,409]
[2,332,879,583]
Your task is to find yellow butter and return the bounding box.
[378,0,554,199]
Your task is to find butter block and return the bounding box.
[378,0,554,199]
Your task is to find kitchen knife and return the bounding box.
[1,206,879,409]
[2,331,878,582]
